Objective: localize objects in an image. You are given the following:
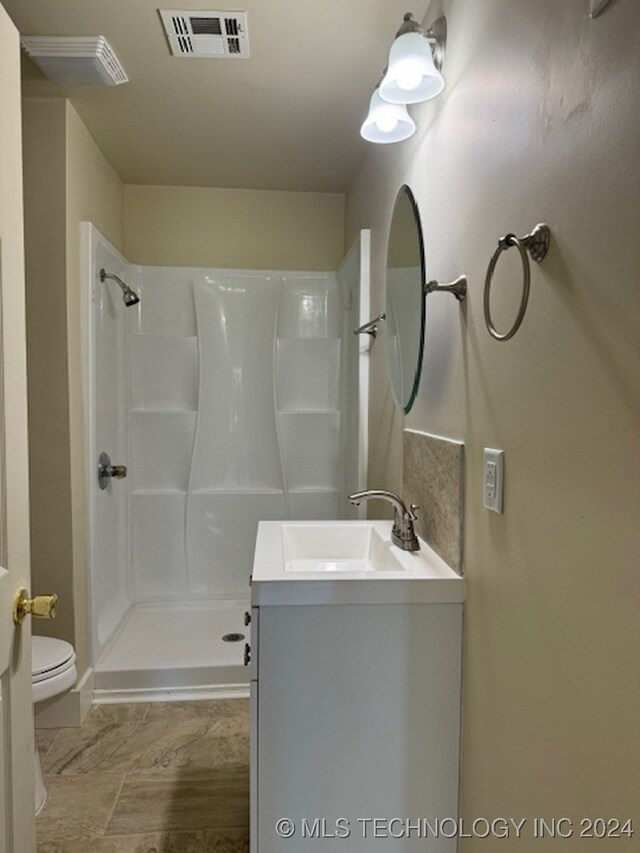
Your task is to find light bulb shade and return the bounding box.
[379,32,444,104]
[360,89,416,144]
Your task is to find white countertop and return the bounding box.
[251,520,464,606]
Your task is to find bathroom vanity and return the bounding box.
[249,520,464,852]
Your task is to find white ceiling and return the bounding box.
[3,0,428,192]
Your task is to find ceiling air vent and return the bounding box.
[21,36,128,86]
[159,10,250,58]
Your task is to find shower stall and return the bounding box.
[82,223,370,701]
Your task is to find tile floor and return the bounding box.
[35,699,250,853]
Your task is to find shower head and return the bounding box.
[99,268,140,308]
[122,289,140,307]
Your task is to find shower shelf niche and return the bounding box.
[132,489,188,495]
[129,334,198,340]
[129,335,198,412]
[288,487,340,492]
[278,409,339,414]
[191,488,287,496]
[131,409,198,415]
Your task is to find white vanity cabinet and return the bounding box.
[250,521,464,853]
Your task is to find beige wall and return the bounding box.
[346,0,640,845]
[22,98,124,675]
[124,184,345,270]
[22,99,75,648]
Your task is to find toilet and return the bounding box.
[32,636,77,814]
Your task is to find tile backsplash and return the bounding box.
[403,429,464,573]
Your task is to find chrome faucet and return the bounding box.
[348,489,420,552]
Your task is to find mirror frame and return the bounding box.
[386,183,426,415]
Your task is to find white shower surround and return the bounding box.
[82,223,369,700]
[129,265,346,603]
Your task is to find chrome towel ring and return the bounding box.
[483,223,551,341]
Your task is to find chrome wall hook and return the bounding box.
[353,313,386,339]
[423,275,467,302]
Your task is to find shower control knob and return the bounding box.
[13,588,58,624]
[244,611,251,626]
[98,452,128,490]
[244,643,251,666]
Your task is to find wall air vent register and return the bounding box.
[159,10,250,58]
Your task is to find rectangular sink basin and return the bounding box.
[252,520,464,606]
[282,523,402,573]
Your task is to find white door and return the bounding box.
[0,3,37,852]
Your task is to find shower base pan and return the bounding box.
[93,600,250,703]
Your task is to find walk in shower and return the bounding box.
[82,224,369,700]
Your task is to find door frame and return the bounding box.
[0,3,36,851]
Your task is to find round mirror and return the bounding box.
[385,185,426,414]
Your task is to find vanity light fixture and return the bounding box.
[360,13,446,145]
[360,87,416,144]
[379,13,446,105]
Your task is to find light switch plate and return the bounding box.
[483,448,504,513]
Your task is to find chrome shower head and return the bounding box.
[99,268,140,308]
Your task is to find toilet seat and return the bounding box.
[32,636,77,703]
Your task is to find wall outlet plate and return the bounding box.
[483,448,504,513]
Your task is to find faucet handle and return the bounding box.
[409,503,419,519]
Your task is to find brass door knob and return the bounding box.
[13,588,58,624]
